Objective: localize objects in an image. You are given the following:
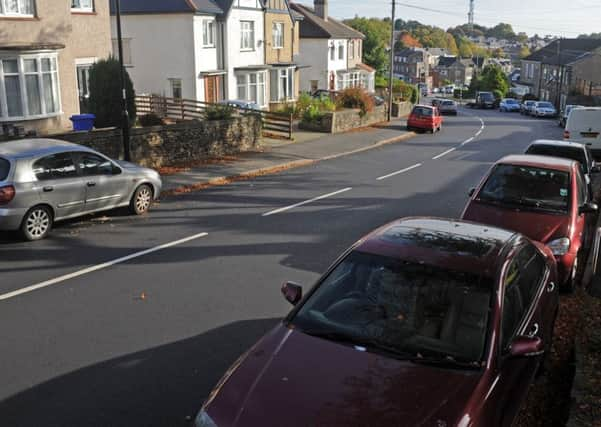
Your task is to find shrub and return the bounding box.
[410,86,419,104]
[492,89,504,100]
[204,104,234,121]
[336,87,375,116]
[88,57,136,128]
[277,104,296,116]
[319,97,337,112]
[302,104,324,123]
[138,113,165,127]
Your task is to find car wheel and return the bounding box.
[129,184,153,215]
[21,205,53,241]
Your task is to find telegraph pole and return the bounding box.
[468,0,475,33]
[114,0,131,161]
[388,0,396,121]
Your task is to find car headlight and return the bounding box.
[548,238,570,256]
[195,410,218,427]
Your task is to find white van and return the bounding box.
[564,107,601,154]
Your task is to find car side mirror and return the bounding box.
[591,164,601,174]
[468,188,476,197]
[509,335,544,357]
[579,202,598,215]
[112,165,122,175]
[281,281,302,306]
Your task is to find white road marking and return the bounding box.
[262,187,353,217]
[0,232,210,302]
[376,163,422,181]
[432,148,456,160]
[462,137,474,146]
[475,129,483,137]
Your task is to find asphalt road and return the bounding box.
[0,107,565,426]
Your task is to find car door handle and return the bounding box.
[547,282,556,293]
[87,181,96,187]
[42,186,53,192]
[528,323,539,338]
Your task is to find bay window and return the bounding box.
[337,72,362,90]
[0,54,60,121]
[236,72,265,106]
[71,0,93,12]
[0,0,34,16]
[270,68,295,102]
[240,21,255,51]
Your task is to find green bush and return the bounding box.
[492,89,504,100]
[302,104,324,123]
[204,104,234,121]
[88,57,136,128]
[138,113,165,127]
[336,87,375,116]
[410,86,419,104]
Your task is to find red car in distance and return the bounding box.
[407,105,443,133]
[462,155,598,292]
[195,218,558,427]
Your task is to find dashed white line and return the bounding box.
[432,148,456,160]
[262,187,353,217]
[376,163,422,181]
[0,232,210,302]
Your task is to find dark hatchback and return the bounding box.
[195,218,559,427]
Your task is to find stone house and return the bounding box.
[0,0,112,135]
[434,56,473,87]
[393,47,430,85]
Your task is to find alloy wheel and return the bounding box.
[26,208,50,239]
[135,186,152,214]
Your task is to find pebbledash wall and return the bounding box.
[300,105,388,133]
[49,116,262,169]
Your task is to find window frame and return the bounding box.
[338,44,344,60]
[0,53,61,122]
[111,38,133,67]
[71,0,94,13]
[169,78,183,100]
[240,21,255,51]
[236,71,266,107]
[202,19,216,48]
[270,67,295,102]
[272,22,284,49]
[0,0,35,17]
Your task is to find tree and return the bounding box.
[88,57,136,128]
[457,37,473,57]
[445,32,459,55]
[487,23,515,40]
[344,17,391,76]
[480,64,509,96]
[398,31,422,48]
[519,46,531,59]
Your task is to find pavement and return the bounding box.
[0,107,570,426]
[161,117,413,192]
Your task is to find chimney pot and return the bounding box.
[315,0,328,21]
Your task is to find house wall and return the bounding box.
[192,15,221,102]
[264,9,294,64]
[347,38,363,69]
[111,14,198,101]
[297,39,328,92]
[520,60,542,95]
[0,0,112,134]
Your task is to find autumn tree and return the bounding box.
[344,17,391,76]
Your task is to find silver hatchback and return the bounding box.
[0,139,162,240]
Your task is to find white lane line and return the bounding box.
[262,187,353,217]
[0,232,210,302]
[462,137,474,146]
[432,148,456,160]
[475,129,483,137]
[376,163,422,181]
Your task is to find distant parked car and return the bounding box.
[521,100,537,115]
[432,87,440,94]
[532,102,557,118]
[438,100,458,115]
[473,91,495,109]
[559,104,583,128]
[219,100,261,110]
[499,98,521,112]
[462,155,598,292]
[564,107,601,157]
[194,217,559,427]
[407,105,443,133]
[0,139,162,241]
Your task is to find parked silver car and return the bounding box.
[438,99,458,115]
[0,139,162,240]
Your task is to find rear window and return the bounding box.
[0,157,10,181]
[537,102,554,108]
[442,101,454,106]
[413,107,433,116]
[479,93,494,101]
[526,145,588,174]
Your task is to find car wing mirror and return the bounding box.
[509,335,544,357]
[580,202,599,215]
[468,187,476,197]
[281,281,303,305]
[591,163,601,173]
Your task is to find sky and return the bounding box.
[320,0,601,37]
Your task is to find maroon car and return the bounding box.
[195,218,559,427]
[462,155,598,291]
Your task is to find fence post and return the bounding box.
[289,113,293,140]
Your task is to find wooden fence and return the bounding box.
[135,95,293,140]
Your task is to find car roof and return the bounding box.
[529,139,586,150]
[414,104,434,109]
[355,217,516,278]
[0,138,91,160]
[498,154,575,172]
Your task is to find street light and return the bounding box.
[113,0,131,161]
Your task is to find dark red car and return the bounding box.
[462,155,598,292]
[407,105,443,133]
[195,218,559,427]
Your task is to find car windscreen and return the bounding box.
[479,93,494,101]
[291,251,492,365]
[0,157,10,181]
[478,164,570,213]
[441,101,454,106]
[504,99,518,104]
[526,145,588,174]
[412,107,433,116]
[537,102,554,108]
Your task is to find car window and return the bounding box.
[33,153,78,181]
[478,164,570,213]
[413,107,433,117]
[0,157,9,181]
[76,152,114,176]
[291,251,493,363]
[575,169,587,205]
[526,145,588,174]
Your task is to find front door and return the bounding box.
[205,76,222,103]
[74,152,129,212]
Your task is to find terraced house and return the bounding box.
[0,0,112,135]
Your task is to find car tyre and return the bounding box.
[21,205,53,241]
[129,184,154,215]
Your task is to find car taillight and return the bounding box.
[0,185,15,205]
[564,131,570,139]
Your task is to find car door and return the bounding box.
[74,152,130,212]
[32,152,87,220]
[574,167,596,250]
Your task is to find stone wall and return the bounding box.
[299,105,388,133]
[45,115,262,169]
[391,101,413,118]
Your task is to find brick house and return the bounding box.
[393,47,429,85]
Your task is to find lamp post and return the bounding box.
[113,0,131,161]
[387,0,396,121]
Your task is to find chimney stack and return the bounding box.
[315,0,328,21]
